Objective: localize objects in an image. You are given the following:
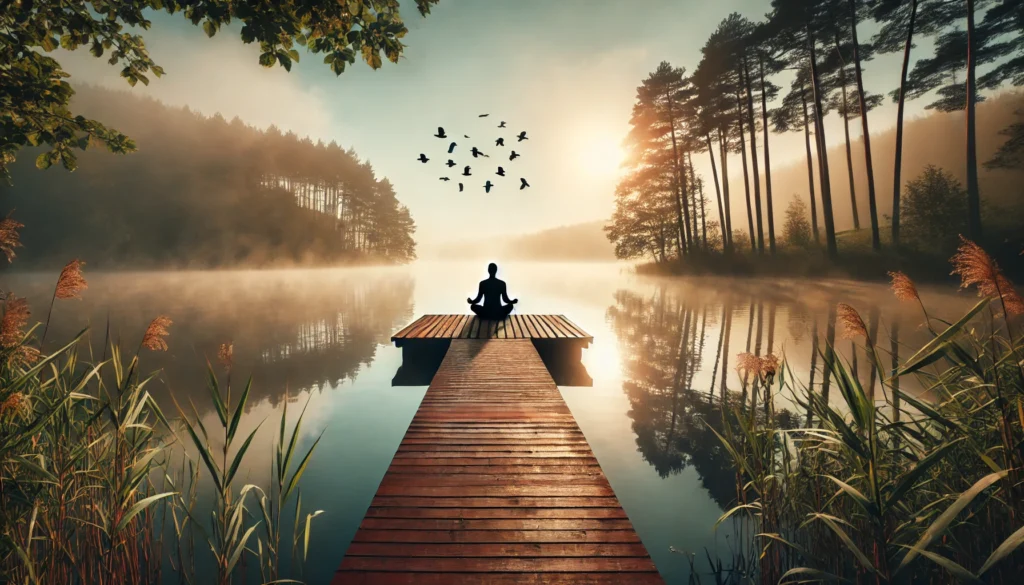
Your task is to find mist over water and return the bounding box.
[5,262,976,582]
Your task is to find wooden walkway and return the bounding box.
[333,338,663,584]
[391,314,592,343]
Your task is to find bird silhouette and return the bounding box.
[471,147,488,158]
[509,151,520,161]
[448,142,457,153]
[495,137,504,147]
[520,178,530,190]
[446,159,456,168]
[440,177,450,181]
[417,153,429,163]
[479,113,490,117]
[496,166,505,176]
[462,166,472,176]
[434,127,447,138]
[498,121,507,128]
[484,180,494,193]
[463,134,470,138]
[517,131,528,142]
[459,183,464,192]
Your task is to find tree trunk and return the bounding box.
[839,62,861,230]
[800,81,821,245]
[758,55,776,254]
[666,90,691,255]
[743,59,765,254]
[965,0,982,239]
[706,132,728,253]
[892,0,918,250]
[736,91,757,252]
[690,151,707,248]
[808,35,838,258]
[718,126,734,249]
[849,0,881,249]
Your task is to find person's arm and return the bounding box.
[467,282,483,304]
[500,282,517,304]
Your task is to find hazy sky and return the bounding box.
[60,0,947,246]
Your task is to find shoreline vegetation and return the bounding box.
[691,239,1024,584]
[1,246,325,585]
[606,0,1024,285]
[1,86,417,271]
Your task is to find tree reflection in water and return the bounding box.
[11,269,415,412]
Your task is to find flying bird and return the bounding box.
[496,166,505,176]
[516,131,528,142]
[484,180,494,193]
[459,182,464,192]
[417,153,429,163]
[439,177,450,181]
[509,151,520,161]
[478,113,490,117]
[498,121,507,128]
[446,159,456,167]
[470,146,488,158]
[520,178,530,190]
[434,127,447,138]
[495,137,504,147]
[462,165,472,176]
[463,134,470,138]
[448,142,457,153]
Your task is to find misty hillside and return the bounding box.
[432,221,616,262]
[1,86,416,270]
[755,91,1024,233]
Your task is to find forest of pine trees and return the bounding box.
[607,0,1024,268]
[1,86,417,268]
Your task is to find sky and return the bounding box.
[58,0,948,248]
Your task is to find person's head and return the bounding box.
[487,263,498,276]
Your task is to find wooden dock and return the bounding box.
[333,318,663,584]
[391,314,594,343]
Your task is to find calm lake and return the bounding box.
[6,262,975,583]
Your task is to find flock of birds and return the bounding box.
[418,114,530,193]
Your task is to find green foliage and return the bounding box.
[986,109,1024,171]
[1,297,326,584]
[900,165,968,252]
[706,261,1024,583]
[782,197,812,248]
[0,0,440,183]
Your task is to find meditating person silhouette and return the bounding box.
[467,263,518,320]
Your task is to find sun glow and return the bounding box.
[577,133,626,178]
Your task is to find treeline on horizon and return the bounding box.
[1,85,417,269]
[607,0,1024,278]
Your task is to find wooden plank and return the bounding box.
[544,315,573,338]
[392,316,426,339]
[450,315,471,338]
[441,315,467,338]
[397,315,435,339]
[336,338,660,583]
[554,315,588,338]
[407,315,443,339]
[333,573,665,585]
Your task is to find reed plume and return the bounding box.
[0,215,24,263]
[736,352,779,383]
[951,236,1024,316]
[837,303,868,340]
[217,342,233,370]
[1,295,30,347]
[55,259,87,300]
[0,391,30,419]
[888,271,919,303]
[141,316,173,351]
[41,259,88,344]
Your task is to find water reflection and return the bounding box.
[9,268,415,409]
[605,278,971,514]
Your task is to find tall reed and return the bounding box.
[706,238,1024,583]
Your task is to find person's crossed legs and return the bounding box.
[470,303,514,320]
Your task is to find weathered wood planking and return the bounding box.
[333,339,663,585]
[392,315,591,343]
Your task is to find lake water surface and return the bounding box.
[6,262,976,583]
